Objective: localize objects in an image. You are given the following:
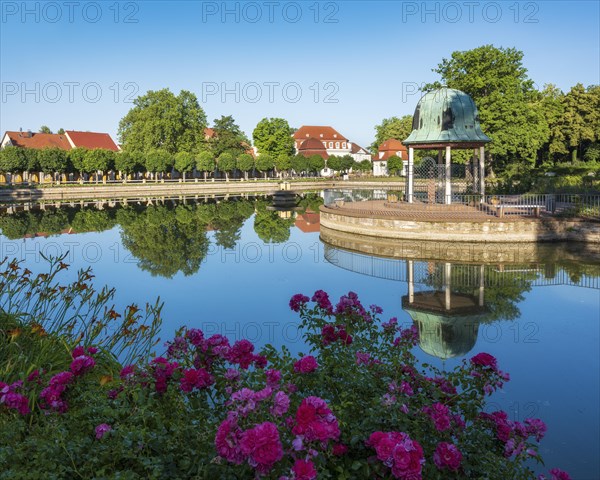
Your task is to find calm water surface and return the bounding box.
[0,194,598,479]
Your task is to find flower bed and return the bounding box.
[0,274,569,479]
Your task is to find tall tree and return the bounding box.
[211,115,249,158]
[370,116,413,153]
[118,89,207,154]
[252,118,295,158]
[423,45,550,175]
[39,126,52,134]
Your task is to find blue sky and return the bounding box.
[1,0,599,147]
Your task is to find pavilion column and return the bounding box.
[479,145,485,198]
[444,262,451,310]
[407,147,414,203]
[407,260,414,304]
[479,264,485,307]
[445,146,451,205]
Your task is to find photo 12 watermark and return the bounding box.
[1,81,140,104]
[200,81,339,104]
[200,1,339,24]
[400,2,539,24]
[1,1,140,24]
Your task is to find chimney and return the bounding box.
[24,130,33,138]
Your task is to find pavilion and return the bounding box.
[403,87,491,204]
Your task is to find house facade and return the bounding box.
[372,138,408,176]
[292,126,370,163]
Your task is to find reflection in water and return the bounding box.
[322,239,600,360]
[0,193,324,278]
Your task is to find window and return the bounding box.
[342,142,346,149]
[335,142,339,149]
[329,142,333,148]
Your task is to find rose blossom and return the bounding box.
[433,442,462,471]
[294,356,318,374]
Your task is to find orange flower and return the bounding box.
[8,328,22,340]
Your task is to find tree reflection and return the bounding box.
[253,199,296,244]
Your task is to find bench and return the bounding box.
[493,204,543,218]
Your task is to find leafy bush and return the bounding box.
[0,271,571,479]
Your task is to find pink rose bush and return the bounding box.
[0,289,572,479]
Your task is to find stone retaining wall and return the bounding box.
[320,206,600,244]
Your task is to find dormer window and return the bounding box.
[320,134,323,138]
[334,134,337,138]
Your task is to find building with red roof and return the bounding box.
[292,125,370,164]
[1,130,72,150]
[297,137,329,159]
[294,210,320,233]
[1,129,119,152]
[65,131,120,151]
[373,138,409,176]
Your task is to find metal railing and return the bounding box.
[323,189,600,220]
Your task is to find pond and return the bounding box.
[0,192,598,479]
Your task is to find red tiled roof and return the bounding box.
[379,138,407,152]
[293,126,348,142]
[65,131,119,151]
[351,143,369,154]
[294,211,320,233]
[298,137,328,159]
[204,127,215,138]
[4,131,71,150]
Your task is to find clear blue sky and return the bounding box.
[1,0,599,148]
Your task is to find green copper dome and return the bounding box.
[403,87,491,146]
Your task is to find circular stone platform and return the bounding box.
[320,200,600,244]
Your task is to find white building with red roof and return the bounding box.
[292,126,370,162]
[372,138,409,176]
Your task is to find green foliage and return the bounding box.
[0,146,27,173]
[327,155,343,172]
[255,154,274,177]
[274,153,292,174]
[237,153,255,174]
[83,149,115,174]
[114,150,142,175]
[424,45,550,174]
[39,125,52,134]
[253,200,295,243]
[118,89,208,154]
[370,115,413,153]
[217,152,236,174]
[291,155,308,175]
[145,149,173,174]
[196,151,215,177]
[211,115,249,158]
[252,117,295,158]
[68,147,89,173]
[23,148,39,172]
[118,205,210,278]
[355,159,373,173]
[37,148,68,174]
[387,155,403,175]
[308,154,325,174]
[174,151,195,175]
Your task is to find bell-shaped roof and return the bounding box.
[403,87,491,146]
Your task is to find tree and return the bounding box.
[340,155,355,173]
[237,153,255,180]
[308,155,325,175]
[84,149,115,181]
[145,149,173,180]
[196,151,215,180]
[423,45,550,176]
[355,159,373,175]
[217,152,236,180]
[252,118,295,158]
[557,84,600,162]
[69,147,89,178]
[39,126,52,134]
[370,116,413,153]
[211,115,249,158]
[0,146,27,174]
[115,151,142,180]
[118,89,207,154]
[327,155,343,174]
[57,128,65,135]
[274,153,292,178]
[255,154,274,179]
[387,155,403,176]
[253,200,295,243]
[38,148,68,177]
[291,155,308,176]
[174,152,195,181]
